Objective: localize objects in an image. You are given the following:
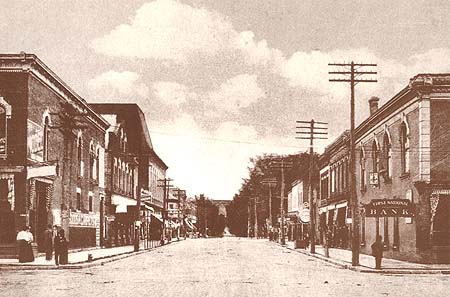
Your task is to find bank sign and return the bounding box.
[365,199,414,217]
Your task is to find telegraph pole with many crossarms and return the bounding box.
[296,119,328,254]
[158,178,173,244]
[329,61,377,266]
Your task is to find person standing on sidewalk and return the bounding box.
[43,224,53,261]
[54,229,68,265]
[371,235,384,269]
[16,226,34,263]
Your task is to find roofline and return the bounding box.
[0,53,110,130]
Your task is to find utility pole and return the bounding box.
[296,119,328,253]
[261,178,277,236]
[174,188,186,239]
[158,178,173,245]
[329,61,377,266]
[253,197,258,238]
[270,158,293,246]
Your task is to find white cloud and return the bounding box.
[88,70,149,101]
[152,81,192,106]
[151,115,299,200]
[209,74,265,113]
[91,0,235,62]
[235,31,284,67]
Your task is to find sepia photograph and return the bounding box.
[1,0,450,296]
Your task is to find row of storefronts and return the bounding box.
[315,74,450,263]
[0,53,178,257]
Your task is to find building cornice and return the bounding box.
[0,53,110,132]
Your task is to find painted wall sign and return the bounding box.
[69,211,100,227]
[27,120,43,162]
[365,199,414,217]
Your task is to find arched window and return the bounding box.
[77,135,83,176]
[400,122,410,174]
[382,131,392,179]
[43,116,50,161]
[372,139,379,173]
[89,141,95,179]
[360,147,366,190]
[96,147,100,181]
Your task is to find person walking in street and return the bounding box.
[16,226,34,263]
[371,235,384,269]
[43,224,53,261]
[54,229,68,265]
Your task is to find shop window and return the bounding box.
[400,122,410,174]
[383,217,389,250]
[361,210,366,247]
[393,217,400,251]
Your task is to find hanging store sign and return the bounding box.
[369,172,379,186]
[365,199,414,217]
[299,209,310,223]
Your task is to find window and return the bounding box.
[88,195,93,212]
[96,147,100,181]
[43,116,50,161]
[400,122,410,174]
[371,140,379,173]
[382,132,392,179]
[360,148,366,190]
[89,142,95,179]
[77,135,83,176]
[0,106,7,156]
[76,192,81,210]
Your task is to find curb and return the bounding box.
[280,242,450,275]
[0,239,185,271]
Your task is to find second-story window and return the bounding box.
[371,139,379,173]
[360,148,366,190]
[96,147,100,181]
[77,135,83,177]
[43,116,50,161]
[89,142,95,180]
[400,122,410,174]
[382,132,392,179]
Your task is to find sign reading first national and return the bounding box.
[365,199,415,217]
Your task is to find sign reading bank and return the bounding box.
[365,199,415,217]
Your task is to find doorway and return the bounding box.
[35,181,49,252]
[433,195,450,246]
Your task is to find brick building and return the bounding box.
[0,53,109,256]
[89,103,164,246]
[319,74,450,263]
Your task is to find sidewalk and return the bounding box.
[0,239,181,270]
[283,241,450,274]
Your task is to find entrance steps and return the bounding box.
[0,244,17,259]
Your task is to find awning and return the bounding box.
[336,201,348,209]
[151,213,163,223]
[184,218,196,230]
[112,194,136,213]
[27,164,57,179]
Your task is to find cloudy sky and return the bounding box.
[2,0,450,200]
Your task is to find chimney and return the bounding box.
[368,96,380,115]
